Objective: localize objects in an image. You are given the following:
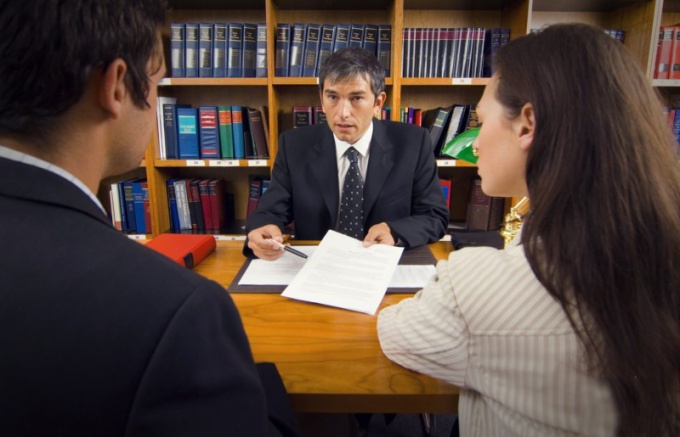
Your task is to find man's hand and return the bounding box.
[362,222,396,247]
[247,225,286,260]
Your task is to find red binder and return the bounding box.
[145,234,216,269]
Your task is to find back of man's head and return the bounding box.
[0,0,168,144]
[318,46,385,98]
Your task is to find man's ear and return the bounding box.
[374,91,386,118]
[517,102,535,151]
[99,59,128,119]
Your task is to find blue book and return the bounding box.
[349,24,364,48]
[231,105,245,159]
[302,23,321,77]
[483,28,501,77]
[131,180,147,234]
[288,23,306,77]
[275,23,291,77]
[166,178,181,232]
[256,23,267,77]
[333,24,350,52]
[227,23,244,78]
[242,23,257,77]
[122,179,137,233]
[185,23,199,77]
[170,23,185,77]
[163,103,189,159]
[177,107,199,159]
[318,25,336,75]
[199,23,213,77]
[213,23,228,77]
[198,106,220,159]
[378,25,392,77]
[362,24,378,57]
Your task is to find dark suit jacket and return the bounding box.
[245,120,448,256]
[0,157,297,436]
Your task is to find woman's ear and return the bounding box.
[517,102,535,151]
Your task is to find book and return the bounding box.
[293,105,313,128]
[213,22,228,77]
[170,23,185,77]
[164,103,190,159]
[275,23,291,77]
[318,24,336,74]
[313,106,326,125]
[188,178,204,230]
[208,178,231,230]
[362,24,379,57]
[227,23,244,77]
[439,179,452,209]
[109,183,123,231]
[198,179,213,230]
[422,106,452,155]
[483,27,501,77]
[247,107,270,158]
[246,177,263,218]
[173,179,192,230]
[198,106,220,159]
[177,106,199,159]
[231,105,246,159]
[157,96,177,159]
[657,26,674,79]
[242,23,257,77]
[670,25,680,80]
[145,234,216,269]
[185,23,199,77]
[467,178,504,231]
[378,25,391,77]
[349,24,364,48]
[122,179,137,233]
[198,22,213,77]
[333,24,351,52]
[302,23,321,77]
[217,106,234,159]
[441,104,469,155]
[241,107,256,158]
[142,180,152,234]
[166,178,180,232]
[117,180,128,232]
[289,23,306,77]
[256,22,268,77]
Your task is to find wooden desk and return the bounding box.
[193,241,459,414]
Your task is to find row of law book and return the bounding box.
[440,178,504,231]
[170,22,266,78]
[292,105,327,127]
[406,104,479,158]
[166,178,235,232]
[276,23,391,77]
[655,25,680,79]
[156,97,270,160]
[401,27,510,78]
[109,179,152,235]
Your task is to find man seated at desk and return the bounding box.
[245,47,449,260]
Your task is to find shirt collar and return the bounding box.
[334,121,373,160]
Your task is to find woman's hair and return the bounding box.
[494,23,680,436]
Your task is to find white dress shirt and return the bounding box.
[378,235,617,436]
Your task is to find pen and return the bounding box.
[266,238,308,259]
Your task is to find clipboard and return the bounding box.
[227,244,438,294]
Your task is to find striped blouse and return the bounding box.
[377,238,616,436]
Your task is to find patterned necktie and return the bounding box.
[338,147,364,239]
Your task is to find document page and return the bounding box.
[282,230,404,314]
[238,246,316,285]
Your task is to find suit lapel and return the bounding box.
[364,120,393,219]
[309,127,340,222]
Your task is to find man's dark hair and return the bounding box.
[0,0,168,141]
[318,47,385,98]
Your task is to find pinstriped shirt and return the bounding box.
[377,237,616,436]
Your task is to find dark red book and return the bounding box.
[145,234,216,269]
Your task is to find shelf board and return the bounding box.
[401,77,490,86]
[274,0,392,10]
[159,78,267,86]
[273,77,393,86]
[155,159,271,167]
[170,0,265,9]
[652,79,680,87]
[404,0,512,10]
[436,159,477,168]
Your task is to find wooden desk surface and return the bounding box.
[193,240,459,413]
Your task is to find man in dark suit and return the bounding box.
[0,1,297,435]
[246,47,448,260]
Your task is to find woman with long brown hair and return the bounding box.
[378,23,680,436]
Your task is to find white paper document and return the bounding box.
[282,230,404,315]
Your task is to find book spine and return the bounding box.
[231,106,245,159]
[349,24,364,48]
[177,107,199,159]
[213,23,228,77]
[166,178,180,232]
[256,22,268,77]
[123,180,137,233]
[246,178,263,218]
[313,106,326,125]
[117,181,128,232]
[199,179,214,230]
[227,23,244,78]
[333,24,350,52]
[289,23,306,77]
[198,22,214,78]
[174,180,192,230]
[318,25,336,75]
[132,180,146,234]
[170,23,185,77]
[142,180,152,235]
[208,179,227,230]
[302,23,321,77]
[293,105,312,128]
[162,103,177,159]
[198,106,220,159]
[185,23,199,77]
[275,23,291,77]
[362,24,378,57]
[109,183,122,230]
[242,23,257,77]
[247,108,269,158]
[217,106,234,159]
[378,25,391,77]
[467,178,492,231]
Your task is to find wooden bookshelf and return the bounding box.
[120,0,663,238]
